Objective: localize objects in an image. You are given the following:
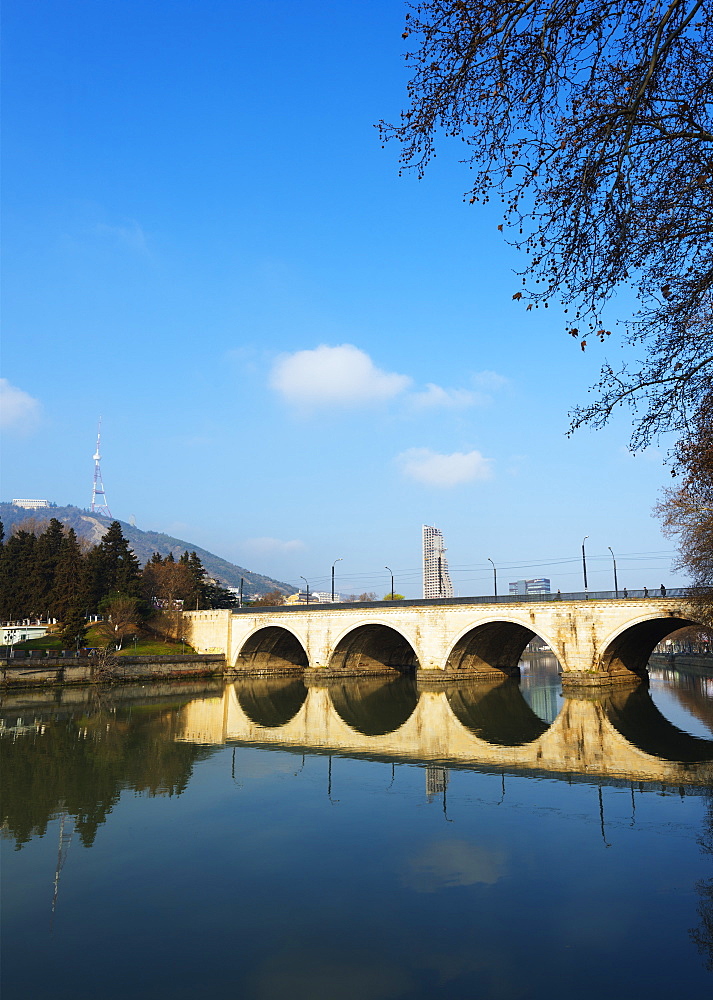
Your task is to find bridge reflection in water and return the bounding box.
[177,669,713,788]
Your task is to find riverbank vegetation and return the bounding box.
[0,519,234,648]
[7,629,195,657]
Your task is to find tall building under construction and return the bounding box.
[422,525,454,599]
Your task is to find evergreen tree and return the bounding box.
[33,519,64,615]
[103,522,142,597]
[0,531,39,619]
[57,605,88,649]
[85,522,142,612]
[53,528,88,621]
[0,521,8,620]
[203,581,239,609]
[184,551,208,610]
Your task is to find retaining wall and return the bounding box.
[0,654,226,688]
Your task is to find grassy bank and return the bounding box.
[7,627,195,657]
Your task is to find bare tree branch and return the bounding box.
[381,1,713,449]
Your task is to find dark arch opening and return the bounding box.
[329,675,419,736]
[235,677,308,728]
[445,622,538,677]
[236,627,308,672]
[328,624,419,675]
[446,678,552,746]
[601,616,699,677]
[603,684,713,762]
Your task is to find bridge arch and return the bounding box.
[235,625,308,672]
[599,612,700,678]
[444,617,558,676]
[328,621,420,675]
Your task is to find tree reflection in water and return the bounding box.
[692,791,713,971]
[1,688,216,849]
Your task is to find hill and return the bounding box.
[0,503,295,597]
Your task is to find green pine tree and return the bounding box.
[85,522,143,612]
[186,551,208,610]
[0,531,38,619]
[58,604,88,649]
[34,518,65,614]
[53,528,88,621]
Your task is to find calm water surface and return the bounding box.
[2,658,713,1000]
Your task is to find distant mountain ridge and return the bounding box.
[0,503,296,596]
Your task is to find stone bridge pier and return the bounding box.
[182,596,701,687]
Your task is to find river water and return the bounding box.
[2,657,712,999]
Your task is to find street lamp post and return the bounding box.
[607,546,619,597]
[300,576,310,606]
[487,558,497,597]
[385,566,394,601]
[331,558,342,604]
[582,536,589,592]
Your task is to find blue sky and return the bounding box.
[1,0,683,597]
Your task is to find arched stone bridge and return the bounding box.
[182,594,704,687]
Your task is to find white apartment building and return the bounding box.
[422,525,454,599]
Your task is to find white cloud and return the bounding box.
[243,537,306,555]
[396,447,493,487]
[410,383,477,410]
[403,839,507,893]
[96,219,150,256]
[0,379,41,433]
[269,344,412,408]
[471,370,509,391]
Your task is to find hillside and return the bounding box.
[0,503,295,596]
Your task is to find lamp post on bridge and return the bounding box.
[385,566,394,601]
[331,558,342,604]
[607,546,619,598]
[487,558,497,597]
[300,576,310,606]
[582,536,589,593]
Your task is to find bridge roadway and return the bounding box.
[182,591,704,686]
[176,675,713,788]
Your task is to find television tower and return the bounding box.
[90,418,112,518]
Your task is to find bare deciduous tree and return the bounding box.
[381,1,713,450]
[252,589,287,606]
[656,392,713,619]
[95,595,140,651]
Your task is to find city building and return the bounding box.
[12,499,50,510]
[286,591,333,605]
[509,578,551,595]
[422,525,454,599]
[1,622,49,645]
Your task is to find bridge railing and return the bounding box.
[231,587,709,614]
